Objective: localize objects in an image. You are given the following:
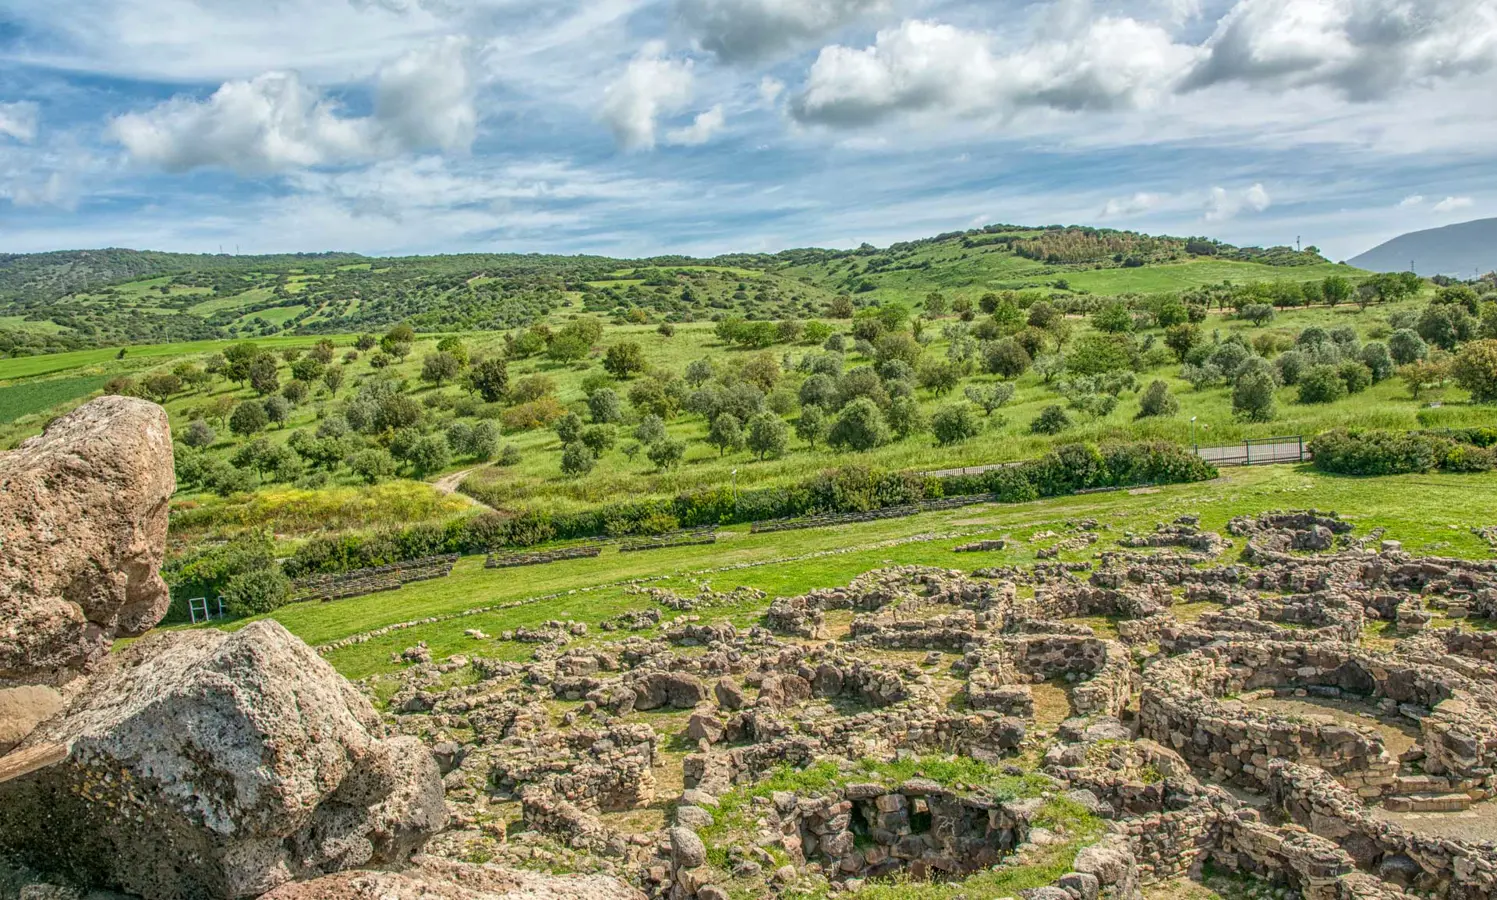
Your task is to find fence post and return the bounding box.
[1299,436,1305,462]
[1244,440,1251,466]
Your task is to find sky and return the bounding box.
[1,0,1495,262]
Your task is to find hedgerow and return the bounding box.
[285,440,1217,576]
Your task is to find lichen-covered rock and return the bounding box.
[0,397,175,686]
[259,856,644,900]
[0,622,448,900]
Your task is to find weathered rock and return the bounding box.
[714,678,746,711]
[0,397,174,685]
[0,687,65,756]
[0,622,448,900]
[259,855,644,899]
[669,827,707,869]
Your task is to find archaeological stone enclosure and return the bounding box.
[2,399,1497,900]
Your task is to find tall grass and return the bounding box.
[171,481,471,536]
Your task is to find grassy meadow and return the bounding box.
[174,463,1497,680]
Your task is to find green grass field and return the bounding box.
[0,374,116,424]
[184,464,1497,680]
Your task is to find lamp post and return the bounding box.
[732,468,738,505]
[1190,416,1198,451]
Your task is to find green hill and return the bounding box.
[0,225,1366,356]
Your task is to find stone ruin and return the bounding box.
[10,399,1497,900]
[0,399,642,900]
[367,504,1497,900]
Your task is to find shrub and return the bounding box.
[349,448,397,484]
[1136,380,1179,418]
[1298,364,1348,404]
[1310,429,1440,476]
[502,396,566,431]
[1274,350,1308,385]
[603,342,647,379]
[497,444,522,466]
[183,419,217,449]
[555,411,584,444]
[1233,371,1277,423]
[828,397,891,451]
[746,412,789,460]
[886,395,925,439]
[229,400,269,436]
[1388,329,1428,366]
[796,406,829,448]
[560,441,596,477]
[931,405,982,446]
[964,382,1015,416]
[1452,339,1497,403]
[984,340,1032,378]
[1067,334,1140,375]
[1030,405,1072,435]
[708,414,745,457]
[221,567,293,617]
[1365,339,1395,381]
[647,437,687,470]
[1338,360,1373,395]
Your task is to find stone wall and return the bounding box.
[1268,761,1497,900]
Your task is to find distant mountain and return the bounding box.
[1350,218,1497,278]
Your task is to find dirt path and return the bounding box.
[432,467,496,512]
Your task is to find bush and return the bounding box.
[647,437,687,470]
[1030,405,1072,435]
[1338,360,1373,395]
[502,396,567,431]
[746,412,789,460]
[221,566,293,617]
[1298,364,1348,404]
[1388,329,1428,366]
[829,398,891,451]
[561,441,596,477]
[1452,339,1497,403]
[984,340,1032,378]
[1136,380,1179,418]
[1233,370,1277,422]
[1310,429,1440,476]
[931,405,982,446]
[183,419,217,448]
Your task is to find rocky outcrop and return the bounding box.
[0,398,174,755]
[0,622,448,900]
[259,855,644,899]
[0,397,175,685]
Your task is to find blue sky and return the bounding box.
[1,0,1494,261]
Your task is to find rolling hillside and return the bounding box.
[0,225,1365,355]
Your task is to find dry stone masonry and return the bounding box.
[8,405,1497,900]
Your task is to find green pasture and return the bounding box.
[185,464,1497,679]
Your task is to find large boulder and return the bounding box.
[0,397,174,686]
[259,856,644,900]
[0,622,448,900]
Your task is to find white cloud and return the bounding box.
[758,76,786,108]
[790,18,1200,127]
[374,36,477,153]
[666,105,727,146]
[1205,182,1272,221]
[675,0,889,63]
[108,39,476,173]
[9,171,79,210]
[1399,194,1425,207]
[1433,196,1474,212]
[1184,0,1497,101]
[600,46,695,151]
[1100,192,1165,219]
[0,102,40,143]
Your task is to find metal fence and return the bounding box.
[1194,436,1309,467]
